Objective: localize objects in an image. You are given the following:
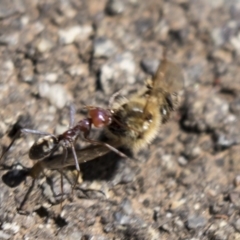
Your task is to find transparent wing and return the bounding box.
[152,58,184,94]
[33,140,122,171]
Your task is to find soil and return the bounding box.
[1,0,240,239]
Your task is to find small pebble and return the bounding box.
[178,156,188,166]
[230,34,240,53]
[114,211,131,225]
[106,0,125,15]
[141,58,159,75]
[187,215,207,229]
[234,218,240,232]
[103,223,114,233]
[19,59,34,83]
[100,52,136,93]
[37,38,54,53]
[213,230,229,240]
[38,83,71,109]
[44,73,58,83]
[161,223,172,232]
[0,231,11,240]
[1,222,20,234]
[111,161,135,186]
[234,175,240,187]
[230,97,240,117]
[164,3,188,31]
[0,0,25,19]
[67,64,88,77]
[93,37,117,58]
[0,32,19,46]
[58,26,82,45]
[121,198,133,215]
[0,60,15,82]
[211,28,225,46]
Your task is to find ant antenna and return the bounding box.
[68,103,75,128]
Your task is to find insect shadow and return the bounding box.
[1,141,132,188]
[2,166,29,188]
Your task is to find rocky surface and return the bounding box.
[1,0,240,239]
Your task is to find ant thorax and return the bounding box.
[29,135,58,160]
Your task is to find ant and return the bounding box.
[0,101,129,196]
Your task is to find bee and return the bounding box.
[104,57,185,152]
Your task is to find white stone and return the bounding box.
[58,26,82,44]
[39,83,71,109]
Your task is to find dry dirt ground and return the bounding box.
[1,0,240,239]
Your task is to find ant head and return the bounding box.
[29,136,58,160]
[88,107,113,128]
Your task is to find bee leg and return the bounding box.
[108,89,127,109]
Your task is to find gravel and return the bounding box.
[106,0,125,15]
[0,0,240,239]
[93,37,117,58]
[186,215,207,229]
[38,83,71,109]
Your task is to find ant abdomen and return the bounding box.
[29,136,58,160]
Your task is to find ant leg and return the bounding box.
[70,142,81,193]
[0,130,21,162]
[68,103,75,128]
[21,128,53,136]
[60,145,68,211]
[0,128,53,162]
[84,137,129,159]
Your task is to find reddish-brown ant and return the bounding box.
[0,103,128,195]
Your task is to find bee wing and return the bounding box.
[38,141,122,170]
[153,59,184,94]
[142,58,185,119]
